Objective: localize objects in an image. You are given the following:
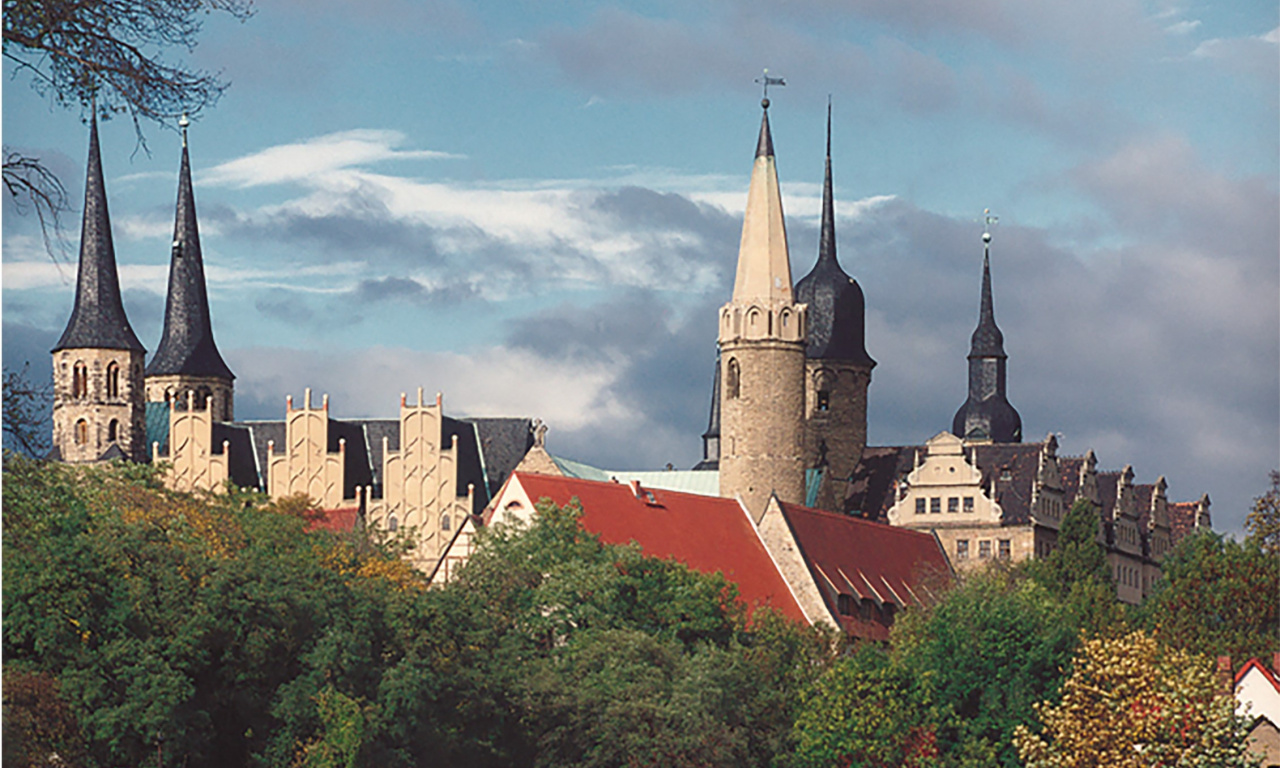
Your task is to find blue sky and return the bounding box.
[4,0,1277,534]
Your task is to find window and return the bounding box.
[74,419,89,445]
[107,419,118,443]
[956,539,969,560]
[998,539,1011,559]
[73,362,88,398]
[916,498,926,515]
[930,497,942,514]
[816,390,830,412]
[388,515,398,532]
[859,600,873,621]
[440,514,451,532]
[726,358,741,400]
[837,594,854,616]
[979,540,992,559]
[106,362,119,398]
[948,497,959,513]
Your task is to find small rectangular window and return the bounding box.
[817,391,830,412]
[956,540,969,560]
[963,496,975,512]
[979,540,992,559]
[998,539,1011,559]
[916,498,926,515]
[930,497,942,514]
[948,497,959,513]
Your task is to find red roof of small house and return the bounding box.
[307,507,359,533]
[778,501,952,641]
[1237,657,1280,692]
[502,473,808,624]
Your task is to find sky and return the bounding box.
[3,0,1277,535]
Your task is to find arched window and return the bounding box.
[108,419,119,443]
[388,515,398,532]
[726,358,740,400]
[73,362,88,398]
[74,419,89,445]
[106,362,120,398]
[441,514,451,532]
[195,387,212,411]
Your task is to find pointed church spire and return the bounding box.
[54,113,145,353]
[817,99,837,268]
[731,101,793,305]
[146,118,234,381]
[968,238,1006,359]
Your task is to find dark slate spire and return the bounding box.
[755,103,774,158]
[53,114,145,353]
[695,353,721,470]
[145,120,234,381]
[953,229,1021,443]
[794,101,875,367]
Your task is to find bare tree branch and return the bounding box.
[2,363,53,459]
[3,148,73,262]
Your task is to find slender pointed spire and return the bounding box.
[732,103,792,304]
[146,123,234,380]
[953,223,1020,442]
[54,114,145,352]
[968,242,1006,359]
[817,98,837,268]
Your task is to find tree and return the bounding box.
[1024,498,1126,637]
[3,0,253,255]
[1015,630,1259,768]
[2,364,53,458]
[1136,528,1277,664]
[1245,470,1280,555]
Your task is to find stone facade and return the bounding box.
[52,347,146,463]
[146,374,234,422]
[803,360,871,511]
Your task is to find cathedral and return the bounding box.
[49,98,1212,602]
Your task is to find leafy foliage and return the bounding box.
[1245,470,1280,555]
[1015,630,1259,768]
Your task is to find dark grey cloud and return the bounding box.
[255,289,316,324]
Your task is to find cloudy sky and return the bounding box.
[3,0,1276,534]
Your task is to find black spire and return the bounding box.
[755,104,774,158]
[952,234,1021,442]
[53,114,145,353]
[146,122,234,381]
[694,354,721,470]
[794,101,875,366]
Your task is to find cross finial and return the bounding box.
[754,68,785,108]
[179,112,190,148]
[982,208,998,244]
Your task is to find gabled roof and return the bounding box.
[1166,500,1205,542]
[842,445,918,520]
[968,442,1045,525]
[307,507,360,533]
[777,501,951,640]
[500,472,808,624]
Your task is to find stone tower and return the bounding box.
[51,114,147,463]
[145,118,235,420]
[952,226,1021,442]
[717,99,808,518]
[795,104,876,510]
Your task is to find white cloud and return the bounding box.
[1163,19,1200,35]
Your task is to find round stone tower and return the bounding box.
[718,100,807,519]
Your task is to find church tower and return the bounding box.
[795,103,876,510]
[145,117,235,420]
[51,114,147,462]
[952,221,1021,443]
[717,98,808,517]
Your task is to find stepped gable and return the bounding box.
[776,501,952,641]
[842,446,918,519]
[498,472,809,624]
[53,114,145,353]
[146,126,233,380]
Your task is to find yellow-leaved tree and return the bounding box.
[1015,630,1258,768]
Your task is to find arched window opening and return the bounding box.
[441,514,451,532]
[817,390,831,412]
[388,515,399,532]
[106,362,120,398]
[73,362,88,398]
[726,358,741,400]
[74,419,89,446]
[108,419,119,443]
[195,387,212,411]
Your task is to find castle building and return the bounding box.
[716,98,808,517]
[144,117,236,422]
[50,114,148,464]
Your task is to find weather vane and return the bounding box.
[982,208,998,244]
[180,112,190,148]
[755,68,785,108]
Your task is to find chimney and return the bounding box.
[629,480,642,499]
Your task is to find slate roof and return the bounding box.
[778,501,952,641]
[952,246,1021,443]
[793,104,875,367]
[503,472,808,624]
[968,248,1006,359]
[53,114,145,353]
[842,445,919,520]
[968,442,1045,525]
[694,355,720,470]
[145,138,234,380]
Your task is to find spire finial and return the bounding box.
[755,68,785,109]
[982,207,998,245]
[179,112,190,148]
[826,95,832,158]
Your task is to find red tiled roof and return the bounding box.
[1237,657,1280,692]
[504,473,808,625]
[778,501,952,641]
[307,507,359,533]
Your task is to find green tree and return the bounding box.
[1025,498,1126,636]
[1245,470,1280,555]
[1137,528,1277,663]
[2,364,52,458]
